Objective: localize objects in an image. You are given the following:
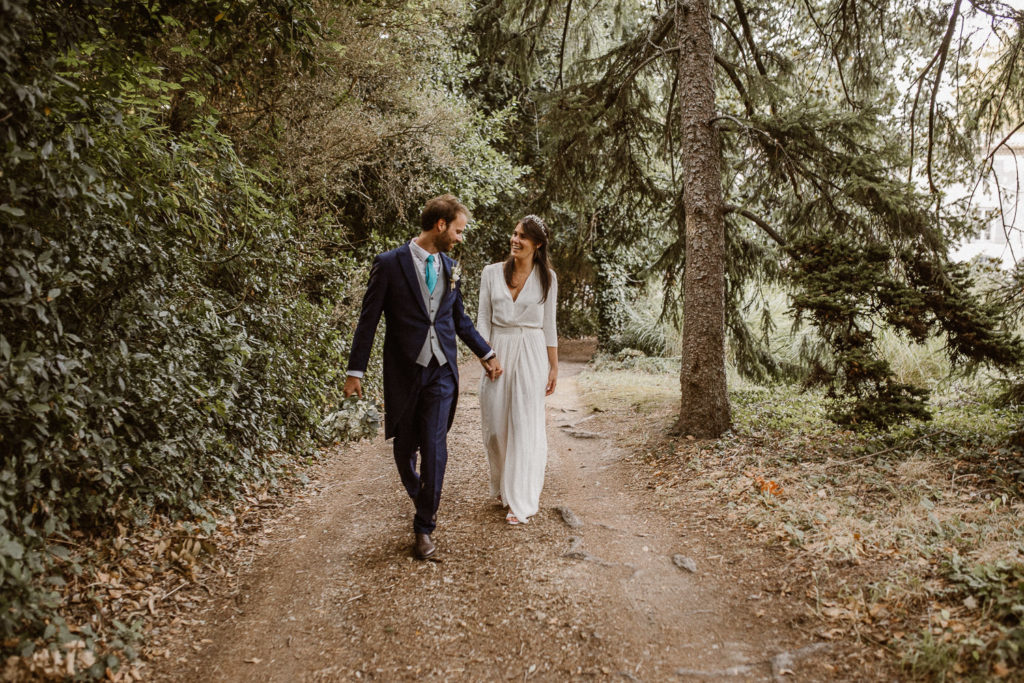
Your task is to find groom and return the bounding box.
[343,195,502,559]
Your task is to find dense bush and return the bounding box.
[0,43,348,653]
[0,0,519,660]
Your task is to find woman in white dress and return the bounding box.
[477,215,558,525]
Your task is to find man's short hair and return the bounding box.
[421,195,470,232]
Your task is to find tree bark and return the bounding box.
[675,0,731,437]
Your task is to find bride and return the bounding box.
[476,215,558,525]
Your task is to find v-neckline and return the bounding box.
[506,265,534,303]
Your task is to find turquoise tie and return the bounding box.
[425,254,437,294]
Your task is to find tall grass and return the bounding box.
[619,284,1000,396]
[610,289,682,357]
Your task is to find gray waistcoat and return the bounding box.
[414,259,448,367]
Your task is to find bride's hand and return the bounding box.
[482,355,503,381]
[545,369,557,396]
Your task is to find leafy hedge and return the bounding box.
[0,0,370,651]
[1,1,524,663]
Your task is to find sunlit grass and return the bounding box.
[578,362,678,413]
[578,341,1024,680]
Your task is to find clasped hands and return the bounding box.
[481,355,503,381]
[343,356,502,398]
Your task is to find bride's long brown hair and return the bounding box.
[504,215,553,302]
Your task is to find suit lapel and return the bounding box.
[441,254,452,290]
[440,254,456,310]
[397,244,429,317]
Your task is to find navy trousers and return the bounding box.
[391,358,457,535]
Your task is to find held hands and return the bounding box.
[481,356,503,381]
[546,367,558,396]
[342,375,363,398]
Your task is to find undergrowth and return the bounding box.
[579,359,1024,681]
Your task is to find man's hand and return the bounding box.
[343,375,363,398]
[482,356,503,381]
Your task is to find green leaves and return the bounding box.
[321,396,382,442]
[0,0,347,663]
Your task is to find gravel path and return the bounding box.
[152,345,828,681]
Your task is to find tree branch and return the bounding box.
[927,0,964,194]
[711,12,749,66]
[980,120,1024,168]
[908,47,944,182]
[664,69,680,184]
[714,54,755,118]
[731,0,768,78]
[799,0,858,109]
[724,204,786,246]
[557,0,573,88]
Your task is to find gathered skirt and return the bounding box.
[479,326,548,521]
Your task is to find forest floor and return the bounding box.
[135,340,866,681]
[14,340,1021,681]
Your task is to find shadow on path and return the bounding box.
[153,340,823,681]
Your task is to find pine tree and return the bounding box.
[470,0,1024,434]
[675,0,732,435]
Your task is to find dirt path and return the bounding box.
[152,345,830,681]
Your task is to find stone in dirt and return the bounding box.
[561,536,616,567]
[672,554,697,573]
[562,428,602,439]
[676,664,755,677]
[770,642,831,679]
[554,505,583,528]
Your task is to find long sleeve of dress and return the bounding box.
[543,270,558,348]
[477,265,493,344]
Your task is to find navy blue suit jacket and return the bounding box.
[347,244,492,439]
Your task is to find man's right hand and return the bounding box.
[343,375,363,398]
[482,356,503,381]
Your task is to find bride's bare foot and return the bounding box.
[505,512,521,525]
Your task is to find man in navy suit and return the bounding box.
[343,195,502,559]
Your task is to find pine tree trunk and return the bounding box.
[675,0,731,437]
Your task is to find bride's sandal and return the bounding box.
[505,512,521,525]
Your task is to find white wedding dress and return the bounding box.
[477,262,558,522]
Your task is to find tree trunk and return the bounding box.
[675,0,731,437]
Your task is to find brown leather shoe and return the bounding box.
[414,532,435,560]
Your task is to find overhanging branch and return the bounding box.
[927,0,964,194]
[714,54,755,118]
[724,204,786,246]
[557,0,573,88]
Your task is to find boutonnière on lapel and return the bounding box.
[450,261,462,292]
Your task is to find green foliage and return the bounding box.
[322,396,382,443]
[466,1,666,340]
[0,33,346,656]
[604,298,678,358]
[786,233,1022,427]
[0,0,520,666]
[471,0,1024,433]
[905,555,1024,679]
[277,0,525,249]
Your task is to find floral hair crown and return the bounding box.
[523,214,548,238]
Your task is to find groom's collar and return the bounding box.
[408,238,443,260]
[408,239,428,261]
[408,239,451,268]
